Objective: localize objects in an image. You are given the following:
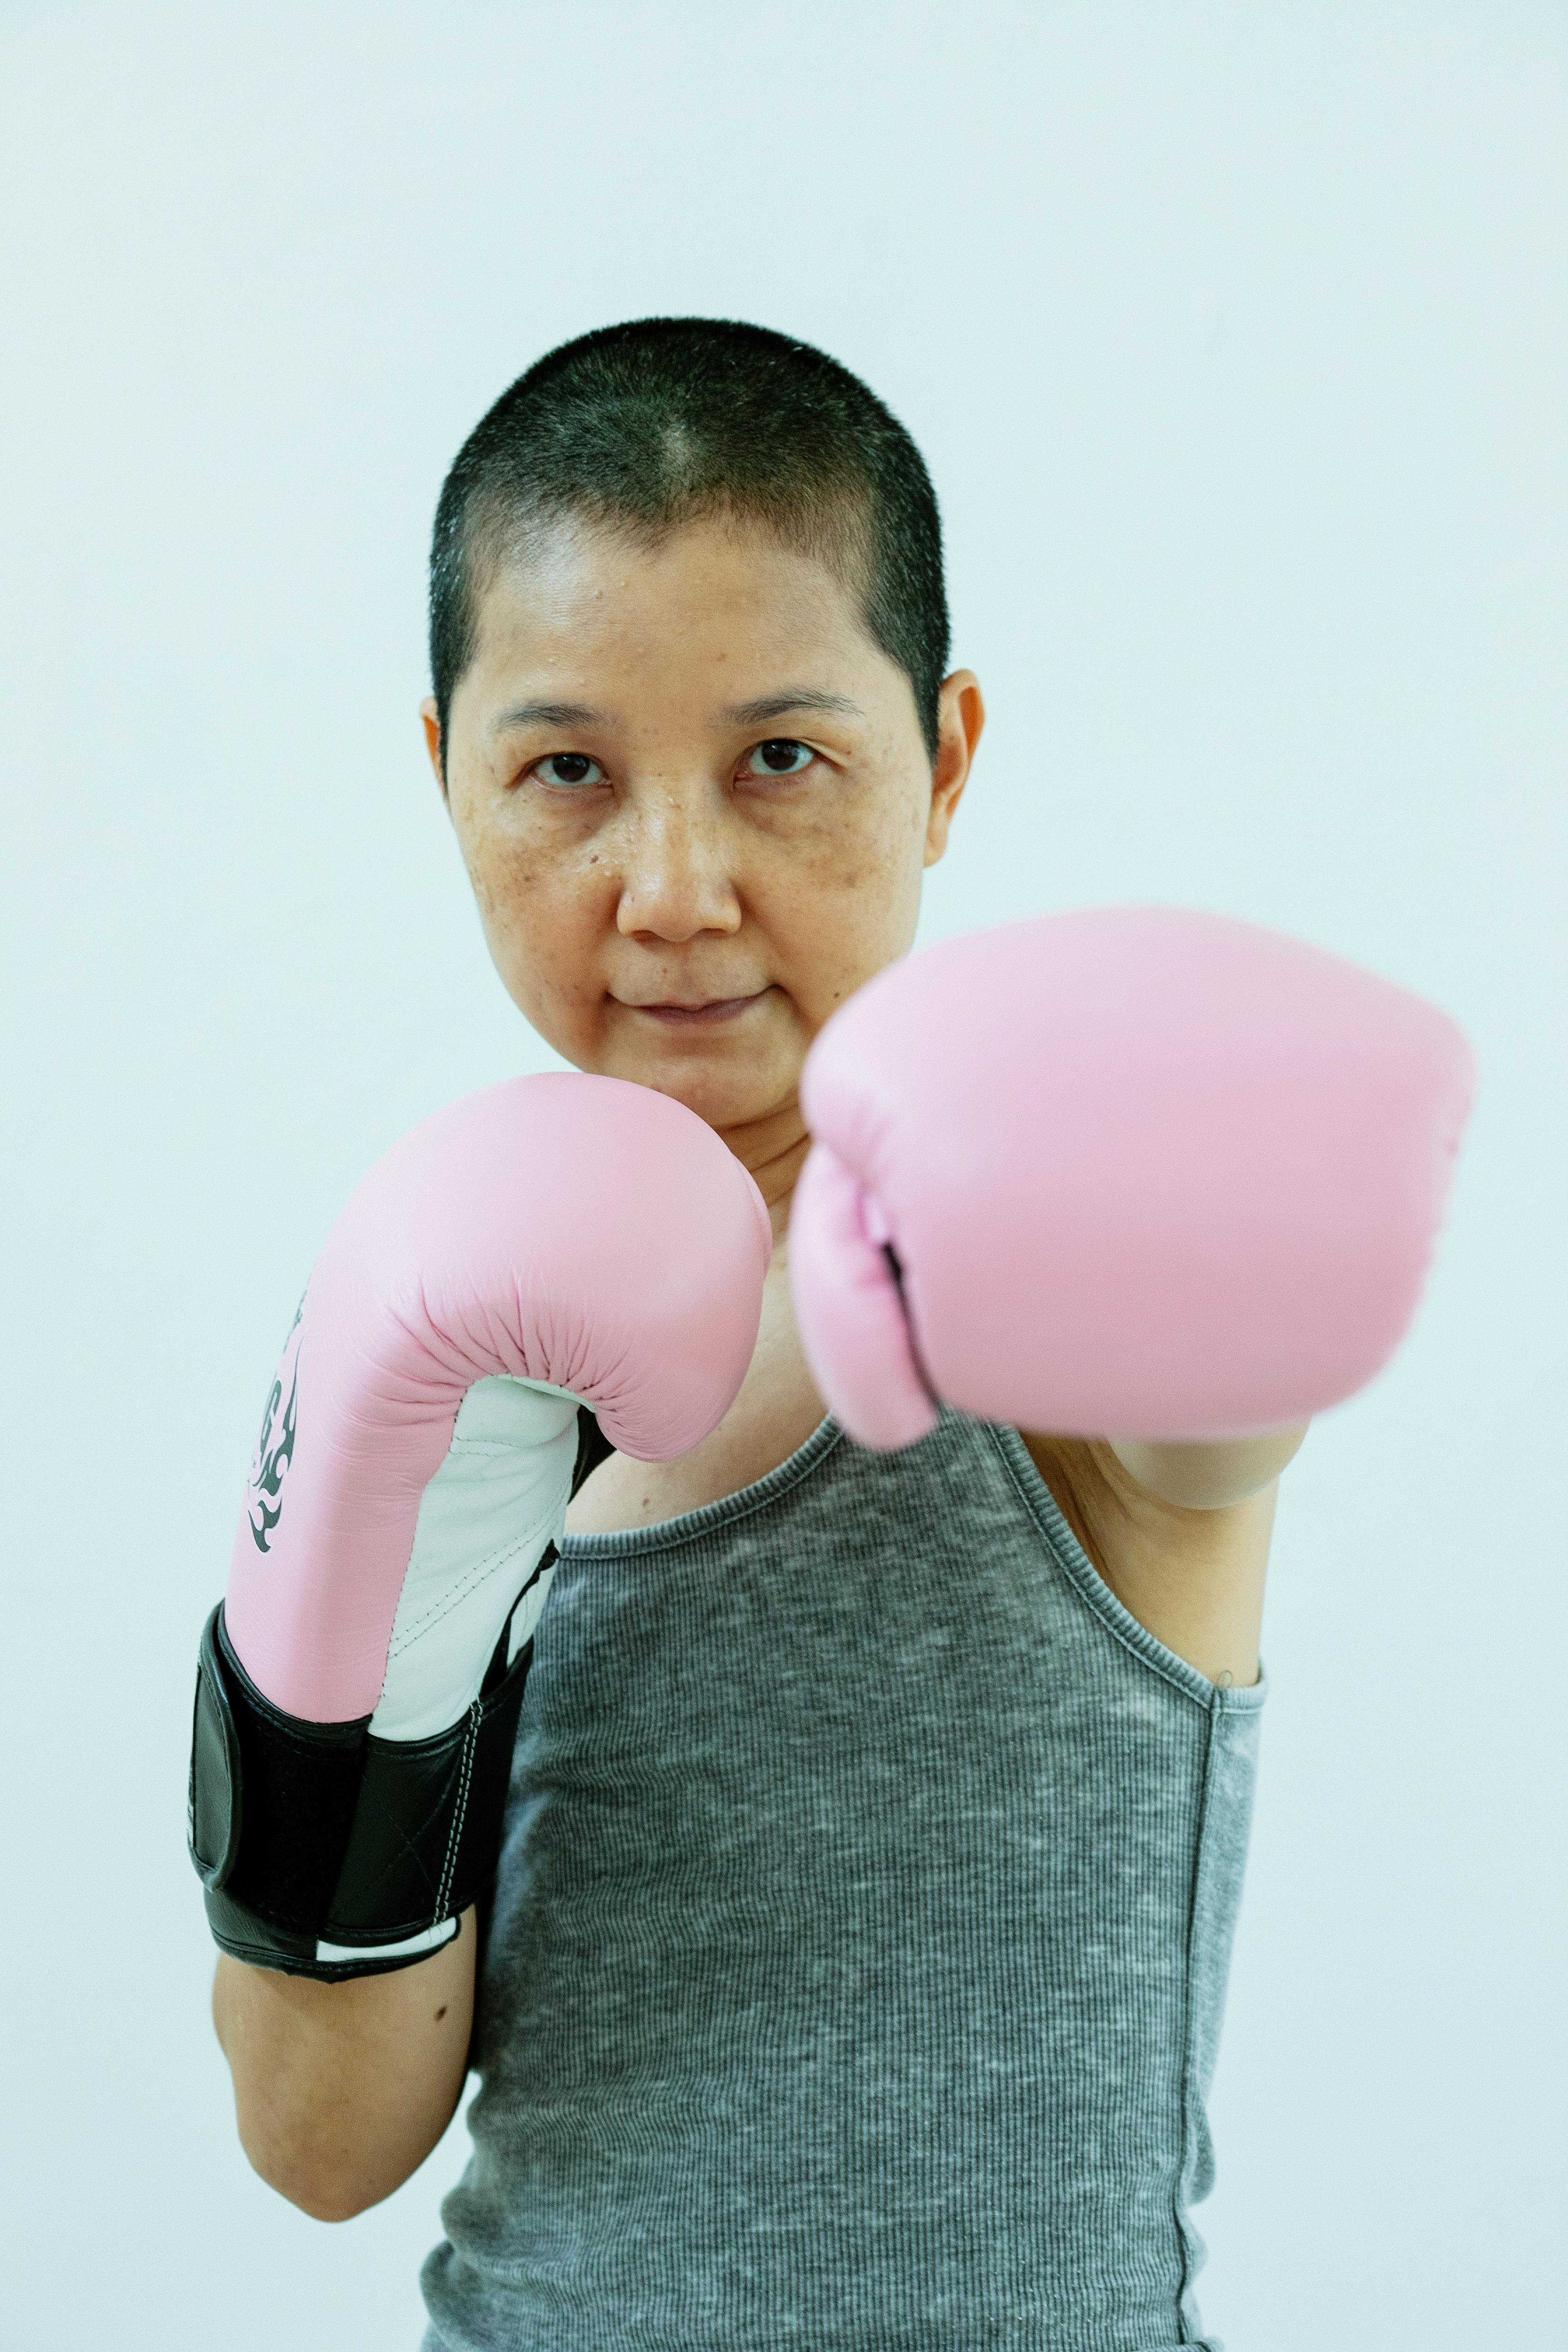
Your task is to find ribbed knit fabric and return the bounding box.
[420,1411,1264,2351]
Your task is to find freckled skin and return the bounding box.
[421,507,988,1549]
[424,512,983,1155]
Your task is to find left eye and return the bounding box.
[534,753,604,788]
[744,739,814,777]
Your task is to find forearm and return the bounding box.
[212,1906,477,2221]
[1108,1423,1309,1509]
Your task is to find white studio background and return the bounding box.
[2,5,1562,2346]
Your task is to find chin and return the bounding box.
[614,1047,797,1134]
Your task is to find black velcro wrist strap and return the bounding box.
[188,1403,604,1982]
[187,1600,536,1981]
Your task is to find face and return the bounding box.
[424,511,982,1148]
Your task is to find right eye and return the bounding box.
[532,753,604,788]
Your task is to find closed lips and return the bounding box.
[625,994,766,1024]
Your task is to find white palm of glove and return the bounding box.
[369,1378,582,1742]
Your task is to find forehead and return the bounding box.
[464,510,880,692]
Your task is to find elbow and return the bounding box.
[235,2113,404,2223]
[212,1939,473,2222]
[291,2180,384,2226]
[1109,1422,1310,1510]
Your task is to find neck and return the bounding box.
[716,1099,811,1250]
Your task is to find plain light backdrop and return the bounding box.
[2,5,1563,2346]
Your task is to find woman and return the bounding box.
[210,319,1333,2349]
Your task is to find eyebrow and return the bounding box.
[721,689,865,727]
[489,700,602,736]
[487,687,865,739]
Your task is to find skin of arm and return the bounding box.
[1108,1428,1309,1511]
[213,1907,476,2221]
[1021,1427,1310,1689]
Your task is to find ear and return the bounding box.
[420,696,448,803]
[924,670,984,868]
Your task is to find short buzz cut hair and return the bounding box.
[428,317,951,761]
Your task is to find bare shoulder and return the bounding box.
[1017,1429,1306,1689]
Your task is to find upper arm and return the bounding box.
[213,1908,477,2221]
[1107,1425,1309,1510]
[1017,1428,1308,1688]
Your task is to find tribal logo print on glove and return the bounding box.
[247,1299,302,1554]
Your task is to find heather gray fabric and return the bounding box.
[420,1411,1265,2351]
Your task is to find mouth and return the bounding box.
[621,990,768,1029]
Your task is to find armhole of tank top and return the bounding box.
[984,1422,1268,1717]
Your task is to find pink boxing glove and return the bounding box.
[189,1072,769,1978]
[790,907,1473,1450]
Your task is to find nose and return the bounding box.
[614,788,743,944]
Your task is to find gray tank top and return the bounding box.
[420,1412,1264,2351]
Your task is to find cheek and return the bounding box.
[463,833,541,942]
[767,789,927,1000]
[829,778,927,908]
[786,765,924,885]
[459,822,606,1010]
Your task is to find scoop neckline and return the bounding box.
[559,1410,1266,1712]
[558,1413,846,1558]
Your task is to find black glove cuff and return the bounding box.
[188,1402,610,1982]
[188,1597,538,1981]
